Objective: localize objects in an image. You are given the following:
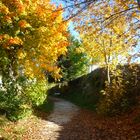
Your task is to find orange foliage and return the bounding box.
[0,0,69,80]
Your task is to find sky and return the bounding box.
[51,0,80,39]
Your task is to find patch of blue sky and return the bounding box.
[68,22,80,40]
[132,42,140,63]
[51,0,65,6]
[51,0,80,39]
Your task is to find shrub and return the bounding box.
[97,76,126,116]
[0,76,47,121]
[25,80,47,106]
[97,66,139,116]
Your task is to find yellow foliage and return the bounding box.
[0,0,69,80]
[76,1,137,72]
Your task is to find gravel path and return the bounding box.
[38,97,79,140]
[47,97,79,125]
[23,97,79,140]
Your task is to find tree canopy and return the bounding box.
[0,0,68,80]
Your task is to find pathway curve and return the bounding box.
[4,97,140,139]
[23,97,79,140]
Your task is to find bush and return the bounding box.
[25,80,47,106]
[97,77,126,116]
[97,66,139,116]
[0,76,47,121]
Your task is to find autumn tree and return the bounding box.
[0,0,68,80]
[72,1,139,115]
[75,1,138,83]
[0,0,68,120]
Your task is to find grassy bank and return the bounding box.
[49,68,106,111]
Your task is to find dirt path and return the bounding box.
[38,97,79,140]
[23,97,79,140]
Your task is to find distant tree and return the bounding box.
[58,35,90,82]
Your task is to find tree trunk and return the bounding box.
[107,64,110,84]
[137,0,140,7]
[104,54,110,84]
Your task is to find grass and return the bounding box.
[0,98,54,140]
[0,115,8,127]
[0,115,32,140]
[36,97,54,113]
[49,68,105,111]
[133,113,140,123]
[59,92,97,111]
